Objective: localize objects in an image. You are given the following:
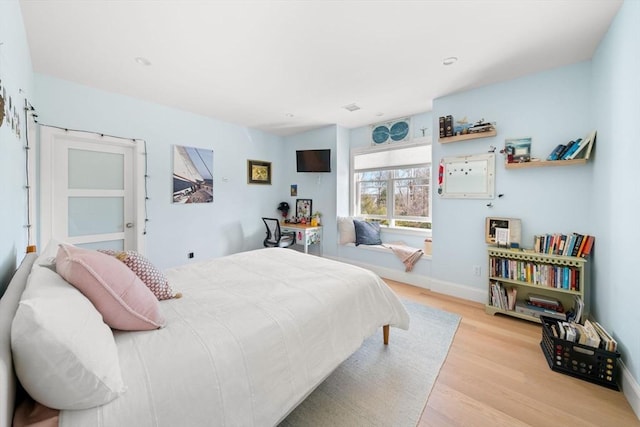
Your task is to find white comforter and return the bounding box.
[59,248,409,427]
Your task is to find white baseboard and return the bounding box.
[327,255,430,289]
[619,360,640,421]
[429,277,487,304]
[329,256,486,304]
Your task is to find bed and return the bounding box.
[1,243,409,427]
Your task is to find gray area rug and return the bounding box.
[280,300,461,427]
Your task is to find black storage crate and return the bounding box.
[540,316,620,390]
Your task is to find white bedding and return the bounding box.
[59,248,409,427]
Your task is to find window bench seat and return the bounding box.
[341,242,431,261]
[334,242,431,289]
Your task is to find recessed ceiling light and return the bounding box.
[343,103,361,112]
[443,56,458,66]
[285,113,295,118]
[134,56,151,66]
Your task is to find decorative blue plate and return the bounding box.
[372,125,389,144]
[390,121,409,141]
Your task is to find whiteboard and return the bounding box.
[440,153,495,199]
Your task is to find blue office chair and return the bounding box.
[262,218,296,248]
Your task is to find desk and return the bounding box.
[281,223,323,256]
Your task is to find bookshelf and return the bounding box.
[485,247,587,323]
[505,158,587,169]
[439,129,497,144]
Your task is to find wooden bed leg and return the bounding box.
[383,324,389,345]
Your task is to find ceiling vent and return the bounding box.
[343,103,361,112]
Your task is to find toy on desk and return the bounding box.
[277,202,290,219]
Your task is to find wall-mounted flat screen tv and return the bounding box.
[296,149,331,172]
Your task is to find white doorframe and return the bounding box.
[39,126,146,254]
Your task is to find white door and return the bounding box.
[39,127,144,252]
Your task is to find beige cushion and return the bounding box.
[337,216,356,245]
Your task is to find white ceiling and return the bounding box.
[19,0,622,136]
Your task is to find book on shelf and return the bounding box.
[577,130,597,160]
[528,294,563,312]
[568,295,584,323]
[557,139,579,159]
[544,130,596,161]
[547,140,570,160]
[571,234,584,257]
[533,233,594,258]
[489,256,581,291]
[546,143,565,161]
[578,235,595,258]
[561,138,584,159]
[566,137,589,159]
[515,301,566,321]
[444,115,453,137]
[439,116,446,138]
[489,281,517,311]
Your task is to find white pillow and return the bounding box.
[337,216,356,245]
[11,264,126,410]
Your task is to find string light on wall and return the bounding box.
[25,119,151,243]
[23,98,37,253]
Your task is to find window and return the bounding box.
[352,143,431,230]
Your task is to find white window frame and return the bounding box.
[350,142,432,235]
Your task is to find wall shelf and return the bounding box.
[439,129,497,144]
[505,158,587,169]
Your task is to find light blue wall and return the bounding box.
[283,125,338,256]
[590,0,640,390]
[34,74,286,270]
[432,62,592,294]
[0,0,34,294]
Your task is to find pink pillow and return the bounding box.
[98,250,181,300]
[55,244,165,331]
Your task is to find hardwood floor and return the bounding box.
[385,279,640,427]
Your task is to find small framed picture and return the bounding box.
[247,160,271,185]
[290,184,298,196]
[295,199,312,222]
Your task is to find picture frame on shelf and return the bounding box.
[504,137,531,163]
[247,160,271,185]
[485,217,521,246]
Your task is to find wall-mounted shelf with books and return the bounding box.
[503,130,596,168]
[485,247,588,324]
[439,129,497,144]
[505,158,587,169]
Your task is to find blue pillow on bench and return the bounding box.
[353,220,383,246]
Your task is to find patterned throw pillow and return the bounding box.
[99,250,181,300]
